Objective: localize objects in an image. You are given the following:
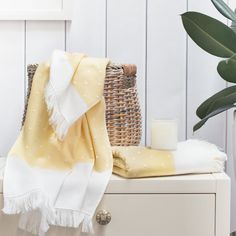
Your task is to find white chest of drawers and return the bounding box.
[0,173,230,236]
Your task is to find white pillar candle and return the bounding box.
[151,119,178,150]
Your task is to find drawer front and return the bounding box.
[0,194,215,236]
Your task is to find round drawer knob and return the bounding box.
[96,210,111,225]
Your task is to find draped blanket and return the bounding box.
[2,51,113,235]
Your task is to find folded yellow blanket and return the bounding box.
[112,140,227,178]
[113,146,175,178]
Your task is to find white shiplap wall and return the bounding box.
[0,0,235,232]
[147,0,187,143]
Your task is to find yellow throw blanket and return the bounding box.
[112,140,227,178]
[3,50,113,235]
[113,146,175,178]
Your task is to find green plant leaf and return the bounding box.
[211,0,236,21]
[194,87,236,131]
[205,90,236,114]
[231,20,236,33]
[217,54,236,83]
[196,86,236,119]
[194,104,236,131]
[181,12,236,58]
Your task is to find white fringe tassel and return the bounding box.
[19,211,47,236]
[3,191,54,236]
[82,215,94,234]
[54,209,94,233]
[2,191,45,214]
[44,82,69,141]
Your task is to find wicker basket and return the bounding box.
[22,63,142,146]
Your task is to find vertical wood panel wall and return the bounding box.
[0,21,24,156]
[147,0,187,144]
[0,0,235,232]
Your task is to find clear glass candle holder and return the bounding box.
[151,119,178,151]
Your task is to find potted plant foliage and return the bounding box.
[181,0,236,131]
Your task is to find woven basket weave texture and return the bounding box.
[23,63,142,146]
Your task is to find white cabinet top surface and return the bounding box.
[0,173,229,194]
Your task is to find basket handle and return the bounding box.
[122,64,137,77]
